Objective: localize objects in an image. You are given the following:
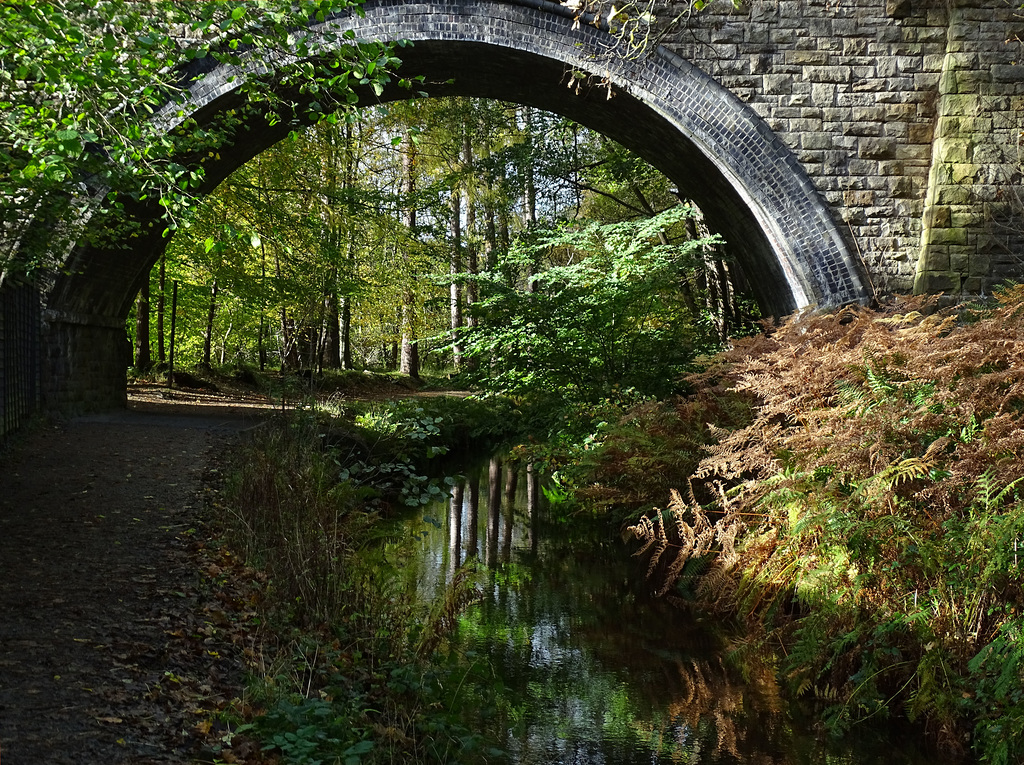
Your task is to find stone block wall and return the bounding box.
[653,0,1024,296]
[41,315,128,415]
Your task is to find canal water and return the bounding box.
[391,457,939,764]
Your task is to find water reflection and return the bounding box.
[396,460,937,765]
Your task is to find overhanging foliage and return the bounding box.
[1,0,405,275]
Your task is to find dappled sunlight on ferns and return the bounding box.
[625,487,746,597]
[611,286,1024,761]
[694,288,1024,514]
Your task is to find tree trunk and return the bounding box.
[340,119,357,371]
[258,316,268,371]
[463,133,479,329]
[400,323,419,379]
[681,211,704,320]
[498,172,510,254]
[340,294,353,369]
[134,278,151,370]
[255,237,267,370]
[156,255,166,363]
[319,120,345,372]
[524,115,540,290]
[400,132,420,379]
[305,325,317,371]
[715,257,735,337]
[202,278,218,367]
[220,318,233,365]
[276,251,297,369]
[482,143,498,272]
[522,109,539,292]
[450,187,463,369]
[324,288,341,370]
[679,275,700,319]
[485,202,497,273]
[522,108,537,229]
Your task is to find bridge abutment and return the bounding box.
[42,313,128,414]
[914,4,1024,294]
[658,0,1024,298]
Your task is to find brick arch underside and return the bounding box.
[46,0,870,406]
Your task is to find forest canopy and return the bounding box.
[133,98,752,400]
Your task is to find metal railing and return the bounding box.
[0,281,41,439]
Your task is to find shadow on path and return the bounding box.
[0,402,270,764]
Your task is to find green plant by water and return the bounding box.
[219,410,507,764]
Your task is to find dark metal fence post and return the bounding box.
[0,281,41,439]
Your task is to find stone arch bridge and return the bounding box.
[11,0,1024,415]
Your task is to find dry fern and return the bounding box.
[684,288,1024,522]
[626,487,747,597]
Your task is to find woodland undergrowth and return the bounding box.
[610,286,1024,763]
[217,411,494,765]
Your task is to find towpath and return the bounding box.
[0,389,271,764]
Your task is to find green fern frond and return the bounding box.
[973,470,1024,514]
[879,457,934,490]
[416,563,482,658]
[864,363,898,397]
